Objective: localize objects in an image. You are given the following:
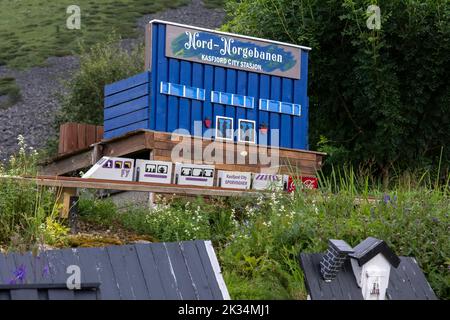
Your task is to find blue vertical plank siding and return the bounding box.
[269,76,281,147]
[191,63,204,136]
[281,78,293,148]
[155,25,168,132]
[167,58,180,133]
[225,69,237,130]
[103,21,310,150]
[179,61,192,131]
[236,71,247,142]
[203,65,214,138]
[213,67,226,140]
[258,75,270,146]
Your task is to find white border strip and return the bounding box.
[204,240,231,300]
[149,19,312,51]
[238,119,256,144]
[215,116,234,141]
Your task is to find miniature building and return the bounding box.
[0,241,229,300]
[42,20,325,187]
[300,237,437,300]
[104,20,311,150]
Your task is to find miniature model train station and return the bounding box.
[42,20,325,201]
[2,20,439,302]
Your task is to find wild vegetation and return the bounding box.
[45,33,144,155]
[0,136,68,253]
[223,0,450,181]
[78,171,450,299]
[0,77,21,110]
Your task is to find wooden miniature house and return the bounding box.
[43,20,325,185]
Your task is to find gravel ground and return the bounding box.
[0,56,80,162]
[0,0,225,163]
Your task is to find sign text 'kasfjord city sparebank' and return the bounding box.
[165,25,301,79]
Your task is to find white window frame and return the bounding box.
[238,119,256,144]
[215,116,234,141]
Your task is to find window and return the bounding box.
[215,116,234,141]
[145,164,156,173]
[181,167,192,176]
[259,99,301,116]
[102,160,113,169]
[211,91,254,109]
[238,119,256,144]
[124,161,132,169]
[157,165,168,174]
[160,81,206,101]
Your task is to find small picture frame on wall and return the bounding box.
[215,116,234,141]
[238,119,256,144]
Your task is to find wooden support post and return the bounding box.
[92,143,104,164]
[148,149,155,208]
[58,187,77,218]
[69,196,79,234]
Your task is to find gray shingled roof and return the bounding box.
[0,240,229,300]
[300,253,437,300]
[349,237,401,267]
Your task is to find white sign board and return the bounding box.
[218,171,251,189]
[82,156,134,182]
[135,160,173,184]
[252,173,284,190]
[175,163,215,187]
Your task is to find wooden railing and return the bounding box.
[58,123,104,156]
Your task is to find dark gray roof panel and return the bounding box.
[179,241,215,300]
[300,253,437,300]
[194,240,225,300]
[349,237,401,267]
[329,239,354,254]
[134,243,167,299]
[0,241,228,300]
[300,253,363,300]
[386,257,437,300]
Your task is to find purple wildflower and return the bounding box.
[11,264,27,283]
[42,264,50,278]
[383,194,391,204]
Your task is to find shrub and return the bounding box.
[43,34,145,156]
[0,77,21,110]
[55,33,144,126]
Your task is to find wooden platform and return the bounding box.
[6,175,262,197]
[41,129,326,176]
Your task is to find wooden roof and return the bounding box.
[0,241,229,300]
[300,253,437,300]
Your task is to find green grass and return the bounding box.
[203,0,226,8]
[0,77,21,109]
[0,0,188,68]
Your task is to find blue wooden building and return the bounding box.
[104,20,312,151]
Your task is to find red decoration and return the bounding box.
[259,123,268,135]
[286,176,318,192]
[204,118,212,128]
